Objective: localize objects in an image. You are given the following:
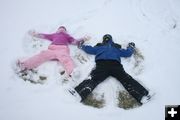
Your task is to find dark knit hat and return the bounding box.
[103,34,112,42]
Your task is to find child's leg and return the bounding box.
[75,66,109,102]
[50,45,74,76]
[111,67,149,103]
[21,49,55,70]
[57,55,75,76]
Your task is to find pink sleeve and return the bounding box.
[68,35,84,45]
[37,33,54,41]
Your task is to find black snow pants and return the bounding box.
[74,60,149,103]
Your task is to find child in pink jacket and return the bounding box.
[18,26,89,77]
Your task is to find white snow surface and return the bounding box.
[0,0,180,120]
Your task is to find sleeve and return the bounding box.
[81,45,98,55]
[119,47,134,57]
[69,37,84,45]
[37,33,54,41]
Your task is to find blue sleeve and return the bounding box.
[119,47,134,57]
[81,45,97,55]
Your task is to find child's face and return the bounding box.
[57,27,66,33]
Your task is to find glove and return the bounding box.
[77,40,85,48]
[128,42,135,48]
[28,30,37,36]
[28,30,41,38]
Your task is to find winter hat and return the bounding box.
[103,34,112,43]
[58,26,67,31]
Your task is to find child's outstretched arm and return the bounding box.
[28,30,53,41]
[70,35,91,45]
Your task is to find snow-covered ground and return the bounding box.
[0,0,180,120]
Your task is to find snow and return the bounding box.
[0,0,180,120]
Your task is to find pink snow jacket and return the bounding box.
[38,31,83,45]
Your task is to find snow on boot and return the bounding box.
[141,91,155,104]
[13,60,47,84]
[59,72,75,85]
[13,60,26,74]
[71,68,81,80]
[64,86,82,102]
[20,69,38,84]
[12,60,30,80]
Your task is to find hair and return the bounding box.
[58,26,67,31]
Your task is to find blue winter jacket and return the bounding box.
[81,39,134,63]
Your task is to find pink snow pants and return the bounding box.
[21,44,75,75]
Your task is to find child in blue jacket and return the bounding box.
[73,34,151,104]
